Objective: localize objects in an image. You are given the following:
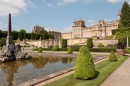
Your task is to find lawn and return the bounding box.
[44,56,128,86]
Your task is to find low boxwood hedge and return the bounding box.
[32,47,116,52]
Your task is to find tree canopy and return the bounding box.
[119,1,130,27]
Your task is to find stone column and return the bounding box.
[6,13,13,45]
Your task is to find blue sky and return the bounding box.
[0,0,129,33]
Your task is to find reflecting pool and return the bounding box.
[0,56,75,86]
[0,54,107,86]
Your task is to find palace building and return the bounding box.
[62,11,121,39]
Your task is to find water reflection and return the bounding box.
[61,58,73,63]
[0,57,73,86]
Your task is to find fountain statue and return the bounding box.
[0,14,31,62]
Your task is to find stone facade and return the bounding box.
[48,31,61,39]
[62,11,121,39]
[61,32,72,39]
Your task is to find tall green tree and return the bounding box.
[19,29,26,40]
[31,32,35,40]
[119,1,130,27]
[12,30,19,40]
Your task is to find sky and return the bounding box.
[0,0,129,33]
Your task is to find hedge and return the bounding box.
[61,39,67,48]
[32,47,116,52]
[87,38,93,48]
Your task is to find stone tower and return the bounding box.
[72,18,85,38]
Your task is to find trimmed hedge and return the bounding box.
[68,47,73,54]
[74,46,96,79]
[52,46,59,51]
[109,50,117,62]
[38,47,42,53]
[97,43,104,48]
[87,38,93,48]
[61,39,67,48]
[32,48,39,51]
[42,48,52,51]
[32,47,116,52]
[89,48,116,52]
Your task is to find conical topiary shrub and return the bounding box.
[109,50,117,62]
[67,47,73,54]
[74,46,96,80]
[52,46,58,51]
[38,47,42,53]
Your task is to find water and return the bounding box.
[0,54,107,86]
[0,56,74,86]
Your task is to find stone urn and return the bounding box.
[116,49,126,56]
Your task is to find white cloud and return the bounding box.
[106,0,124,3]
[45,26,72,33]
[87,20,95,23]
[104,18,115,21]
[0,0,33,16]
[57,0,78,6]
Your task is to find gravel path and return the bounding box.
[101,57,130,86]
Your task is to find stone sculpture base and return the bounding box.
[0,44,31,63]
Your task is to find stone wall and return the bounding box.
[93,39,118,47]
[67,38,87,45]
[24,39,118,48]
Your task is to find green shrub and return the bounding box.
[59,48,67,51]
[109,50,117,62]
[38,47,42,53]
[61,39,67,48]
[48,45,53,48]
[67,47,73,54]
[89,48,116,52]
[97,43,104,48]
[86,38,93,48]
[0,47,2,50]
[52,46,58,51]
[42,48,52,51]
[107,44,116,48]
[126,48,130,53]
[32,48,39,51]
[0,38,6,47]
[74,46,96,80]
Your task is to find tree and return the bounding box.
[49,35,54,39]
[26,33,31,39]
[0,38,6,47]
[12,30,19,40]
[19,29,26,40]
[74,46,96,80]
[33,25,49,39]
[31,32,35,40]
[119,1,130,27]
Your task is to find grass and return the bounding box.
[44,55,128,86]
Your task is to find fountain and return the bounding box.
[0,14,31,62]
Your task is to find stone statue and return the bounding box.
[0,14,31,62]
